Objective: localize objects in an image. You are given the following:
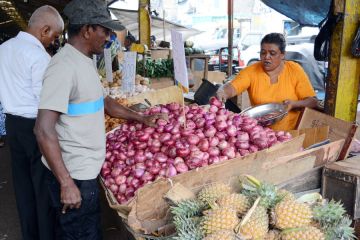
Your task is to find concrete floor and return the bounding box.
[0,142,134,240]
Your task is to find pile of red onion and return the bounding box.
[101,97,292,204]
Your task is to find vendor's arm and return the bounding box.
[286,62,318,111]
[104,96,167,127]
[284,97,317,111]
[216,83,238,102]
[216,67,251,102]
[34,110,81,213]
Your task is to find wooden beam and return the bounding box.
[325,0,360,121]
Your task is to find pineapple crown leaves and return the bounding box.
[324,216,356,240]
[313,199,347,228]
[170,199,205,219]
[240,175,280,209]
[172,216,204,240]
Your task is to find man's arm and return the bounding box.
[104,96,167,127]
[34,109,81,213]
[284,97,318,111]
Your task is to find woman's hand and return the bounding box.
[283,99,296,111]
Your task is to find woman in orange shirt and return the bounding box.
[217,33,318,130]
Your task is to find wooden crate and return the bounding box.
[322,156,360,218]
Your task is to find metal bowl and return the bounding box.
[240,103,288,126]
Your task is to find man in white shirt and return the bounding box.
[0,6,64,240]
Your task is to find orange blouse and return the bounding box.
[230,61,316,130]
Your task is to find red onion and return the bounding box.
[163,139,175,146]
[164,124,174,133]
[215,132,226,140]
[253,138,268,150]
[198,139,209,152]
[166,164,177,177]
[111,168,122,178]
[216,114,227,122]
[144,127,155,134]
[186,113,194,119]
[219,156,229,162]
[167,102,180,111]
[195,118,205,128]
[154,152,168,163]
[226,125,237,137]
[104,177,115,187]
[249,145,259,153]
[118,184,127,194]
[209,156,220,164]
[218,140,229,150]
[237,131,249,141]
[176,148,190,157]
[160,133,171,142]
[209,97,223,107]
[105,152,112,160]
[156,126,164,133]
[110,184,119,194]
[204,126,216,138]
[208,147,220,156]
[181,129,194,137]
[209,137,219,147]
[222,147,236,159]
[161,107,170,114]
[101,168,111,177]
[131,178,141,188]
[187,135,200,145]
[125,187,135,199]
[195,130,205,139]
[215,121,227,131]
[175,162,189,173]
[236,141,250,150]
[115,175,127,185]
[134,152,146,162]
[141,171,154,182]
[209,105,218,113]
[174,157,184,164]
[187,157,202,169]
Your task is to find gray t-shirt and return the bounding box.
[39,44,105,180]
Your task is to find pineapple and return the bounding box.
[272,200,312,229]
[265,230,281,240]
[201,207,239,235]
[203,230,237,240]
[281,226,325,240]
[237,205,269,240]
[197,183,232,205]
[217,193,250,216]
[276,189,295,202]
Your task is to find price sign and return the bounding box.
[104,48,113,83]
[171,30,189,92]
[121,52,137,93]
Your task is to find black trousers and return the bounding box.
[5,114,55,240]
[46,170,102,240]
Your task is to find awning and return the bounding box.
[110,8,202,42]
[261,0,331,26]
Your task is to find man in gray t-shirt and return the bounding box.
[34,0,166,238]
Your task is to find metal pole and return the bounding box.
[163,9,166,41]
[227,0,234,76]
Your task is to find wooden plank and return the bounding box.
[277,167,323,193]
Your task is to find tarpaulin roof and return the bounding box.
[261,0,331,26]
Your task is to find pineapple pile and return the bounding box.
[169,176,356,240]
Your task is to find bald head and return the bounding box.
[28,5,64,31]
[27,5,64,48]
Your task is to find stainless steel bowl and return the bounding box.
[240,103,288,126]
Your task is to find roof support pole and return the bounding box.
[227,0,234,76]
[139,0,151,48]
[324,0,360,121]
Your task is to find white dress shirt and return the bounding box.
[0,31,51,118]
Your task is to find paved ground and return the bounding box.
[0,142,134,240]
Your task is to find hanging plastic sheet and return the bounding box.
[261,0,331,26]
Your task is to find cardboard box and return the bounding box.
[289,126,329,149]
[149,77,174,90]
[297,108,357,159]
